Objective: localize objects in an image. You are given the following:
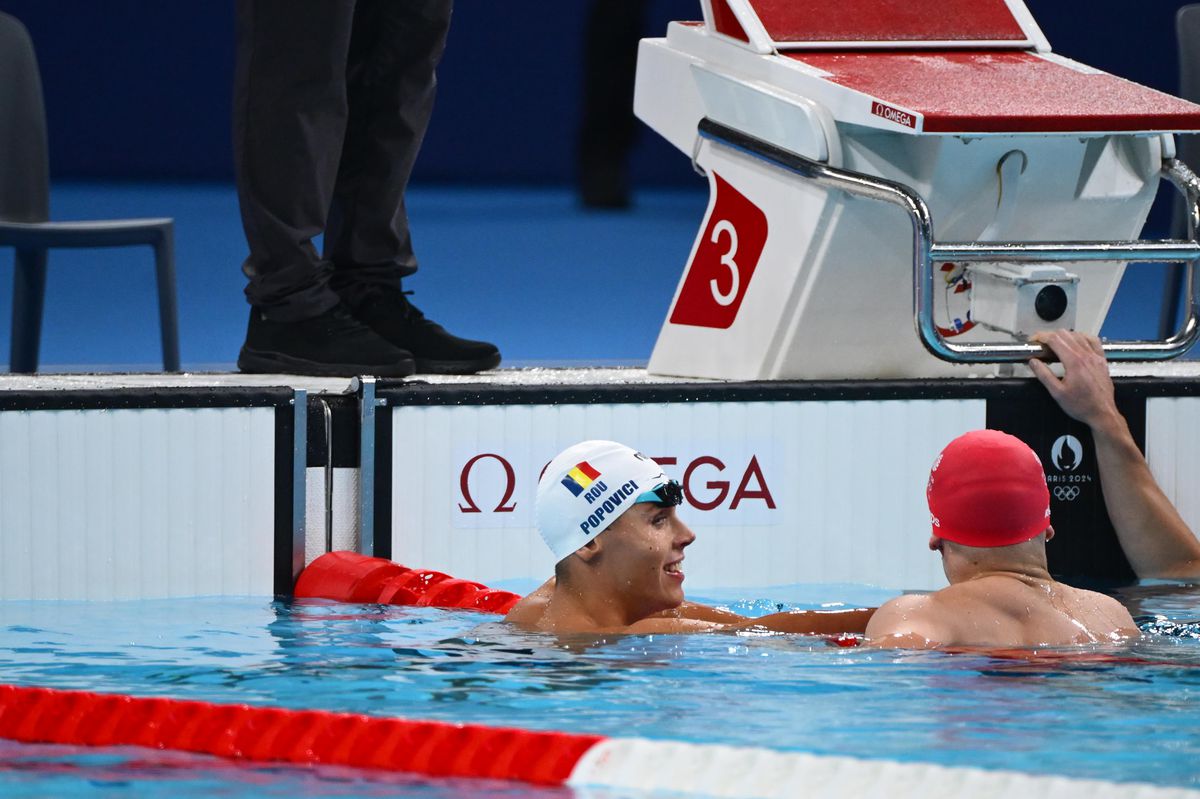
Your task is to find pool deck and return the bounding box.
[3,360,1200,393]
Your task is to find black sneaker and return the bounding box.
[339,285,501,375]
[237,305,416,377]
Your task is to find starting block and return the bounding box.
[637,0,1200,379]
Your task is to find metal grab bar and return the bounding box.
[697,118,1200,363]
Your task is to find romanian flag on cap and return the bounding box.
[561,461,601,496]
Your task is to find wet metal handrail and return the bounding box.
[697,118,1200,363]
[320,398,334,554]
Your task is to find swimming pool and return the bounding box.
[1,581,1197,797]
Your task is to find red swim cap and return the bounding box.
[926,430,1051,547]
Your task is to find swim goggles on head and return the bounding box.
[634,480,683,508]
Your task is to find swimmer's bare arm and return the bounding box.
[664,601,750,623]
[620,616,733,634]
[861,594,946,649]
[1031,331,1200,579]
[505,579,875,634]
[620,607,877,636]
[729,608,876,635]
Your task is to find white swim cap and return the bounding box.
[536,440,673,563]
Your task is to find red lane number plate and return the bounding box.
[669,174,768,329]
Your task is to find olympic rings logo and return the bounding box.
[1053,486,1081,502]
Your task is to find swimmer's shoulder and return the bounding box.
[502,578,554,626]
[863,592,944,647]
[503,596,546,626]
[870,591,934,618]
[1062,583,1140,634]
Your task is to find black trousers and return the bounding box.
[578,0,645,184]
[234,0,452,321]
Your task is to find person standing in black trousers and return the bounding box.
[578,0,647,210]
[234,0,500,377]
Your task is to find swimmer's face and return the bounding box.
[598,502,695,615]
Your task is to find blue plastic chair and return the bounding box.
[0,11,179,373]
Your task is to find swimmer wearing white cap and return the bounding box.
[505,440,875,635]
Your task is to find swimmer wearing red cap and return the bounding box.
[506,440,875,635]
[865,429,1140,649]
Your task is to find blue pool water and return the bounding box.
[0,582,1198,797]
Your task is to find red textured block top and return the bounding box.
[753,0,1028,43]
[791,51,1200,133]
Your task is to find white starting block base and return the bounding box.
[650,129,1157,380]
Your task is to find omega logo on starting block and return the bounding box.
[669,174,768,329]
[870,101,916,129]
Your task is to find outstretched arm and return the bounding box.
[623,606,877,636]
[1029,331,1200,579]
[507,576,873,634]
[673,601,748,623]
[732,607,877,635]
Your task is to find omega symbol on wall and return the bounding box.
[458,454,518,514]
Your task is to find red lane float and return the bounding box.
[0,684,601,784]
[4,684,1185,799]
[294,551,522,615]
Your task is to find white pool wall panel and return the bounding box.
[390,399,985,591]
[0,407,277,600]
[1146,397,1200,540]
[304,467,360,565]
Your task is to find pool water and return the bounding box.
[0,582,1198,797]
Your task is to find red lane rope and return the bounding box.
[0,684,602,785]
[294,551,521,615]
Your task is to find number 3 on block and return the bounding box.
[670,174,768,329]
[709,220,739,307]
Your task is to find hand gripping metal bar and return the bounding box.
[697,118,1200,363]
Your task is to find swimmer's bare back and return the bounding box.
[867,575,1140,649]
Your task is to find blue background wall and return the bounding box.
[0,0,1192,185]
